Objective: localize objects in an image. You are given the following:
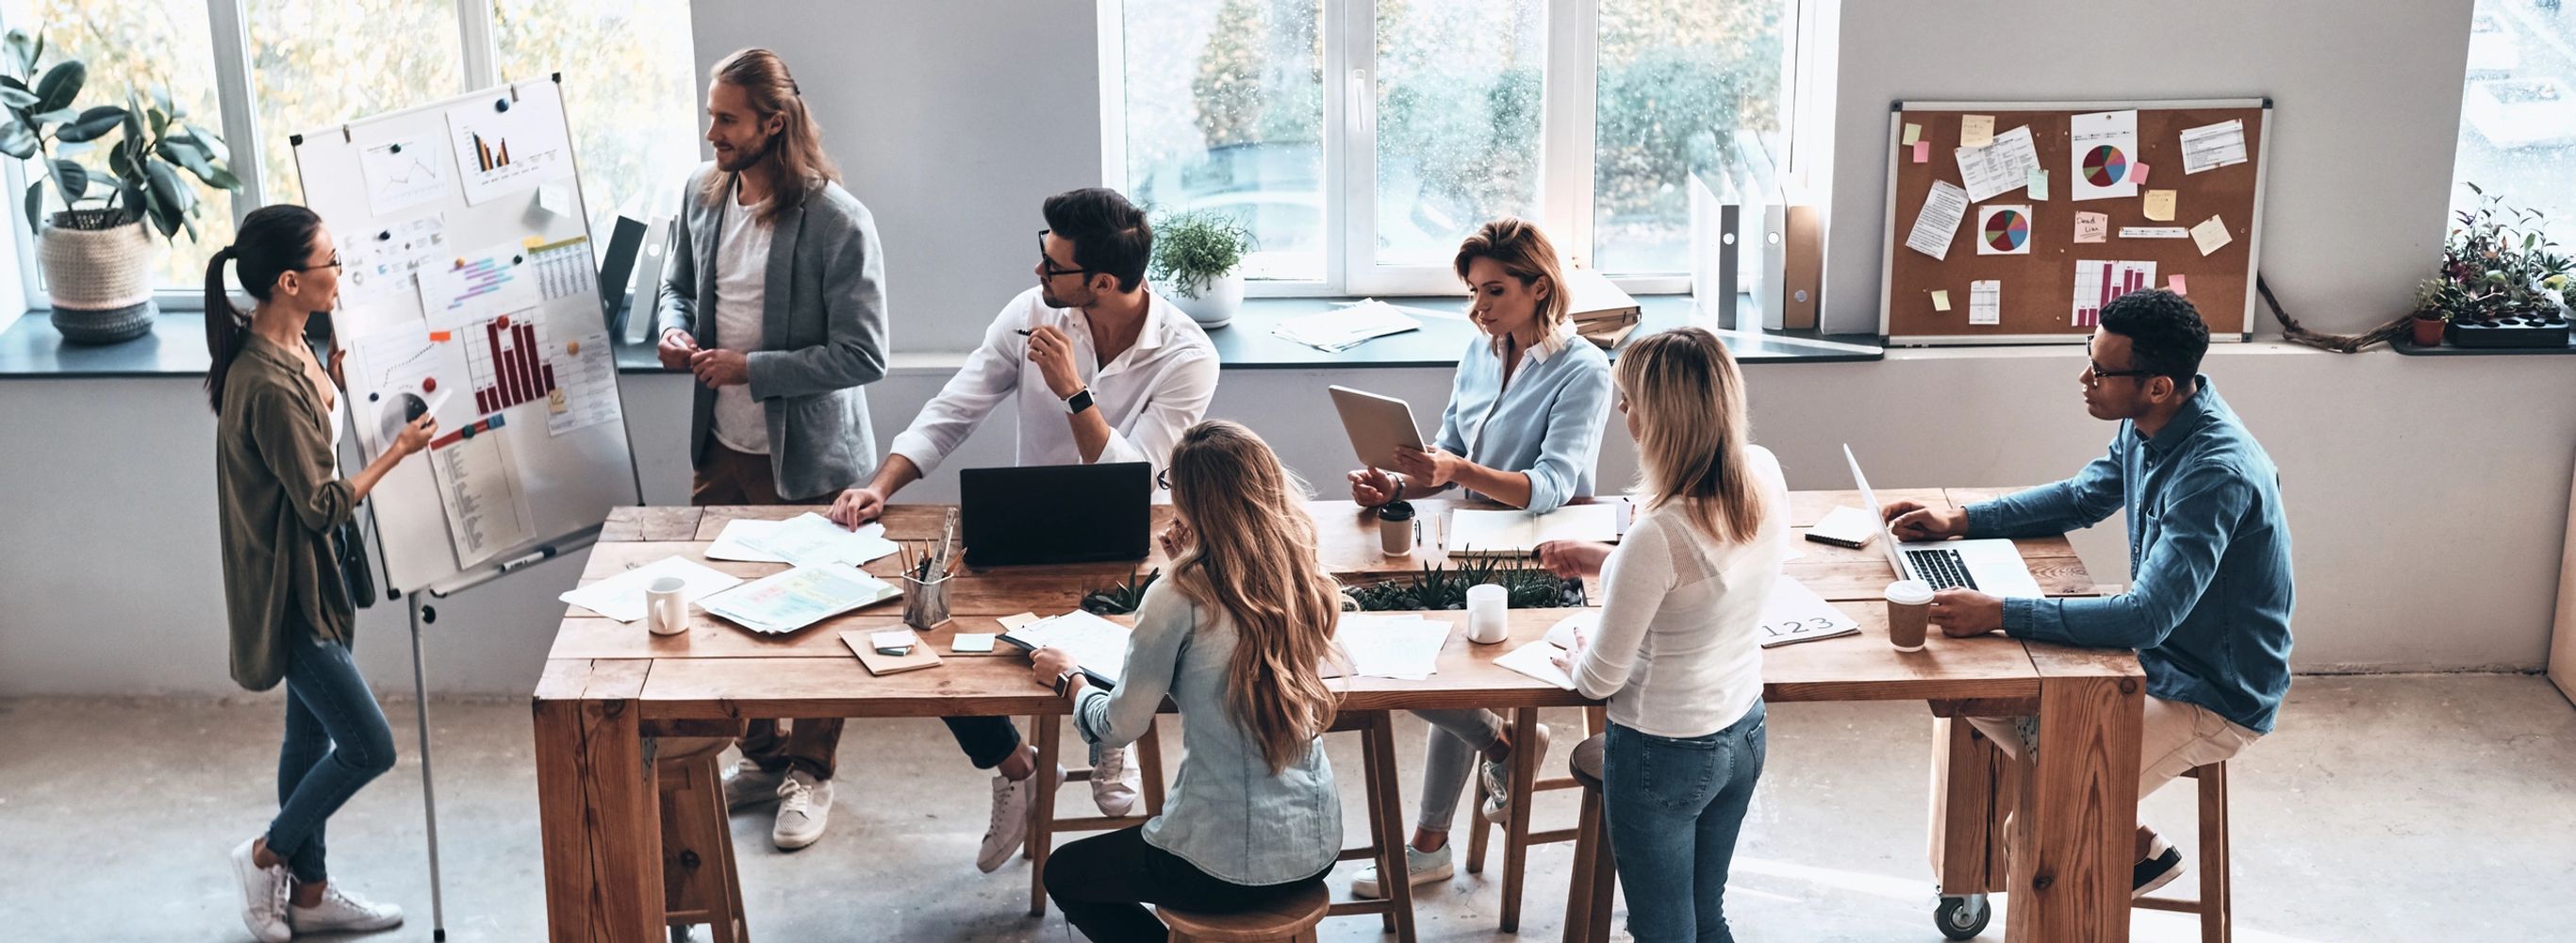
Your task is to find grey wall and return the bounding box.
[4,0,2570,697]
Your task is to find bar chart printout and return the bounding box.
[2071,259,2157,327]
[468,315,557,414]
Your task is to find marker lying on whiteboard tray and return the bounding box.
[496,545,556,573]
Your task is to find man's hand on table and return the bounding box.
[1929,588,2006,637]
[829,487,887,529]
[1881,500,1970,542]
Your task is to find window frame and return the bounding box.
[1099,0,1821,300]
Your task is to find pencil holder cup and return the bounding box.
[902,573,952,630]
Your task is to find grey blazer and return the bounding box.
[656,163,889,501]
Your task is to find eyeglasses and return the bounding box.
[2083,339,2155,387]
[1037,230,1090,279]
[293,254,343,273]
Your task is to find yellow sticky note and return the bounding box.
[1960,115,1995,148]
[2190,215,2234,256]
[1903,123,1923,146]
[1932,290,1953,312]
[2143,190,2177,222]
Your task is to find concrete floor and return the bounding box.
[5,673,2572,942]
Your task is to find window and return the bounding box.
[0,0,699,307]
[1105,0,1805,296]
[2451,0,2576,246]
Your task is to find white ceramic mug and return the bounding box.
[646,576,689,637]
[1465,583,1509,644]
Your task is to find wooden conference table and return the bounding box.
[534,490,2143,942]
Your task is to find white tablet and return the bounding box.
[1329,385,1428,472]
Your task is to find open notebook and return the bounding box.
[1445,504,1622,556]
[999,610,1133,688]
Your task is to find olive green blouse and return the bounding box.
[216,334,358,690]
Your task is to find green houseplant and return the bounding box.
[1148,208,1251,330]
[2411,184,2572,349]
[0,30,243,343]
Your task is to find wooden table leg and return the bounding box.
[1499,706,1542,933]
[534,693,661,942]
[1029,716,1062,918]
[1929,717,2017,895]
[1364,710,1419,943]
[2005,672,2142,943]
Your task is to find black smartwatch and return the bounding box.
[1065,387,1096,415]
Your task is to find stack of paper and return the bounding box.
[733,512,899,568]
[1446,504,1621,556]
[698,565,900,635]
[1274,300,1422,353]
[559,556,742,622]
[1756,575,1862,648]
[1332,615,1454,681]
[1494,640,1577,690]
[999,610,1135,687]
[1562,269,1642,349]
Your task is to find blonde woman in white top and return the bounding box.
[1538,327,1789,943]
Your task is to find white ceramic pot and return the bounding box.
[1174,270,1243,329]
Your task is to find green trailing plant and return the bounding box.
[1341,557,1586,612]
[0,29,241,239]
[1079,569,1163,616]
[2414,183,2571,325]
[1148,208,1251,300]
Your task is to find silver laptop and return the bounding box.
[1843,445,2044,598]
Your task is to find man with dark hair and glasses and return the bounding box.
[1880,289,2293,899]
[828,187,1220,874]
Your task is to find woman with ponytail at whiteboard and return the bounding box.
[207,204,436,942]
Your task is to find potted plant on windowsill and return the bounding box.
[2410,184,2572,350]
[1149,208,1252,330]
[0,30,242,344]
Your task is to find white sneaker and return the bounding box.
[289,883,405,935]
[1089,745,1143,818]
[976,765,1062,873]
[723,759,785,811]
[1349,843,1454,900]
[228,838,291,943]
[771,770,833,850]
[1479,722,1551,823]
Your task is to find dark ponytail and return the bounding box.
[203,204,324,414]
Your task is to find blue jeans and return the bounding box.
[1602,702,1766,943]
[266,635,397,884]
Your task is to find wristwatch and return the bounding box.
[1065,387,1095,415]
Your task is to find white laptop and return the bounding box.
[1842,445,2044,598]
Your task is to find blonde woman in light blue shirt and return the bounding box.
[1343,219,1612,900]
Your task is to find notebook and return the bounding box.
[1804,505,1879,549]
[1445,505,1621,556]
[998,610,1133,688]
[841,630,943,675]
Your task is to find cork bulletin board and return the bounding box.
[1877,99,2269,344]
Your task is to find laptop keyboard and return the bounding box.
[1906,548,1980,591]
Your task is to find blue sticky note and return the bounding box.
[2027,168,2050,201]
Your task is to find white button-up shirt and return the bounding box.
[888,286,1219,478]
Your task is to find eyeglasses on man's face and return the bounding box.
[1037,230,1089,279]
[2083,338,2154,387]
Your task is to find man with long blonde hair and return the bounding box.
[654,46,892,850]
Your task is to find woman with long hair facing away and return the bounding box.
[1032,420,1345,941]
[1538,327,1790,943]
[209,205,437,942]
[1342,218,1612,899]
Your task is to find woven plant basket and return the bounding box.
[41,210,159,345]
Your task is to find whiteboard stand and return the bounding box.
[401,592,450,942]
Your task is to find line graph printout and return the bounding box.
[358,136,449,217]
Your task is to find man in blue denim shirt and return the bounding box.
[1881,290,2292,898]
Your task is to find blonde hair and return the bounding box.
[1164,421,1345,774]
[1453,218,1571,356]
[1617,328,1768,544]
[700,48,839,223]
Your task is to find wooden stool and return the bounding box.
[1463,705,1609,931]
[1027,715,1170,916]
[653,736,747,943]
[1560,734,1616,943]
[1323,710,1417,942]
[1160,882,1331,942]
[2134,761,2233,943]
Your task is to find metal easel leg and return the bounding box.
[407,593,451,942]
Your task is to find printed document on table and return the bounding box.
[1446,505,1620,554]
[559,555,742,622]
[1757,576,1863,648]
[699,566,900,635]
[1331,615,1454,681]
[741,512,900,568]
[1905,180,1971,260]
[1494,640,1577,690]
[1000,610,1136,687]
[1273,300,1423,353]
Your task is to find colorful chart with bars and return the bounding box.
[2071,259,2157,327]
[466,315,557,414]
[470,131,512,173]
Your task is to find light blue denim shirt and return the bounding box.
[1966,377,2295,734]
[1433,332,1614,512]
[1072,580,1342,885]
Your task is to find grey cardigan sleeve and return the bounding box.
[654,186,699,341]
[748,203,891,400]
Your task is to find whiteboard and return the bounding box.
[292,77,640,594]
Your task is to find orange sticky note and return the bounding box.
[428,330,452,342]
[2132,161,2152,186]
[2168,274,2188,295]
[1911,141,1931,163]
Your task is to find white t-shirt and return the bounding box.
[709,190,773,455]
[1567,445,1792,738]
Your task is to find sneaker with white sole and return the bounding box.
[771,770,833,850]
[1478,722,1551,824]
[228,838,292,943]
[2132,833,2186,899]
[1089,745,1143,818]
[723,759,785,811]
[1349,842,1454,900]
[976,765,1064,872]
[289,883,405,935]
